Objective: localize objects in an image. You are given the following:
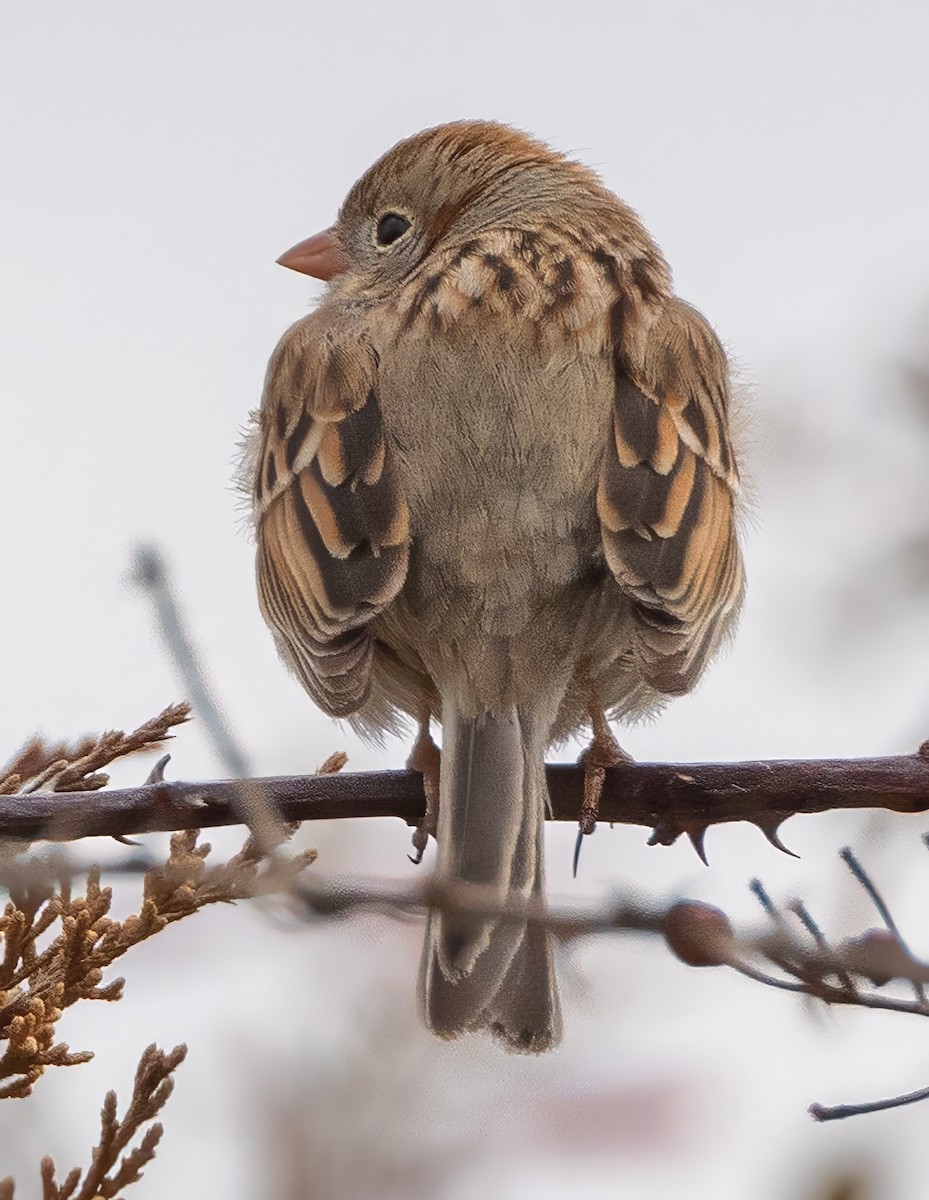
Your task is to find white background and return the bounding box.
[2,2,929,1196]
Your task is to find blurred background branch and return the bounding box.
[130,543,252,778]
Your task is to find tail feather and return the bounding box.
[418,698,561,1051]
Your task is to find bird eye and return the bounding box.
[376,213,411,247]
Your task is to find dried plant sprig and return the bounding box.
[0,705,191,800]
[0,737,98,795]
[19,1042,187,1200]
[0,827,315,1100]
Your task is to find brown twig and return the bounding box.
[3,750,929,845]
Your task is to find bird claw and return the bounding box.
[573,706,631,877]
[407,712,440,867]
[408,826,429,866]
[572,828,587,878]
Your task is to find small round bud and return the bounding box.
[843,928,908,987]
[663,901,734,967]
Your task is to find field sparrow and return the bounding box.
[249,121,744,1051]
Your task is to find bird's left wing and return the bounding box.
[252,312,410,716]
[597,296,744,695]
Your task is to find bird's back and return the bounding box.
[378,321,614,639]
[365,311,637,723]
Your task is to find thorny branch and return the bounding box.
[2,744,929,850]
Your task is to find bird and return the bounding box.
[247,120,744,1052]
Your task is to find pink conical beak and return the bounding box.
[276,227,349,280]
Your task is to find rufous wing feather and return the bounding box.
[253,314,410,715]
[597,298,744,695]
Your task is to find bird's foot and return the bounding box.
[573,710,633,876]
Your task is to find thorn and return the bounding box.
[759,820,800,858]
[144,754,171,785]
[111,834,141,847]
[408,826,428,866]
[687,826,709,866]
[572,828,585,878]
[647,821,682,849]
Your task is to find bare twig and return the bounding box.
[840,847,906,941]
[790,899,858,996]
[810,1081,929,1122]
[0,851,157,889]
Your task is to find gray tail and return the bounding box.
[417,698,561,1053]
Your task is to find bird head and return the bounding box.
[276,120,614,289]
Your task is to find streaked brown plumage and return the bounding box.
[249,121,744,1051]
